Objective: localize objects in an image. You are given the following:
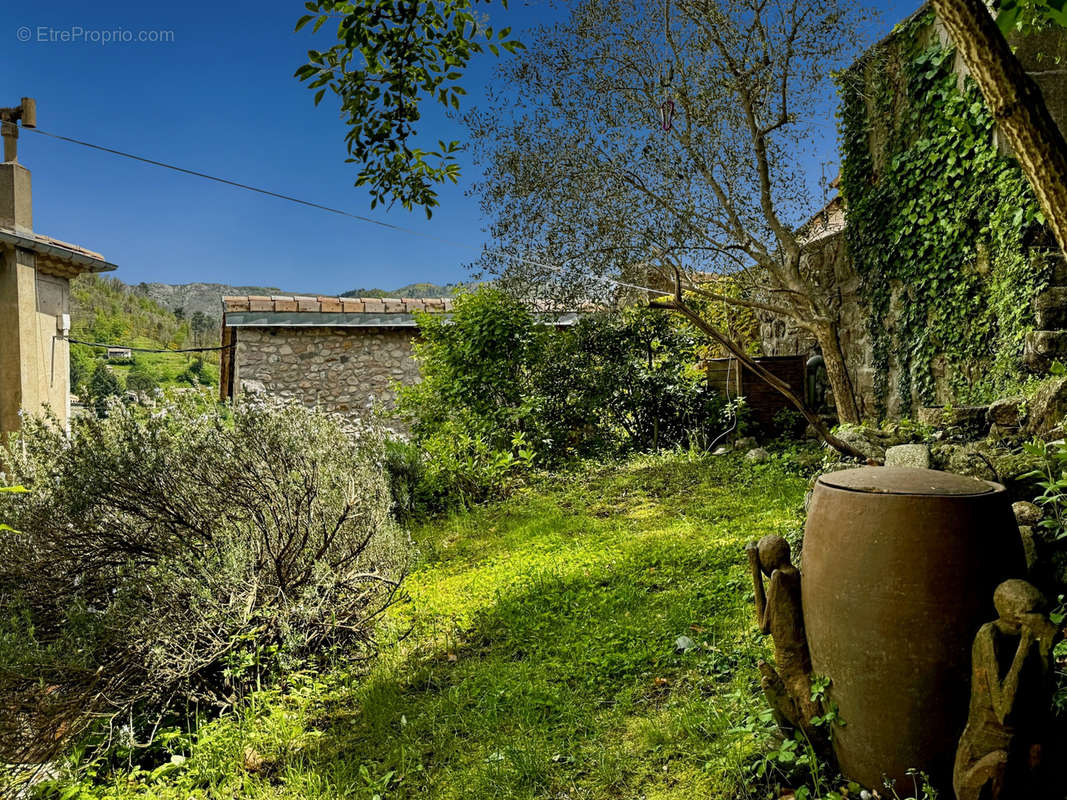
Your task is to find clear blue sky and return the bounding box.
[3,0,921,294]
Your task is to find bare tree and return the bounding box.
[469,0,871,456]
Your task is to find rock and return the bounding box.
[934,444,997,482]
[1025,377,1067,435]
[735,436,758,451]
[712,445,731,456]
[987,396,1026,429]
[745,447,771,464]
[884,444,932,469]
[1023,330,1067,373]
[986,450,1045,499]
[1012,501,1043,526]
[674,635,697,653]
[832,426,886,462]
[917,406,990,441]
[1033,286,1067,329]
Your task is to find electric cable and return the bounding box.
[67,337,235,354]
[31,126,745,441]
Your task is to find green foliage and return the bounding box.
[996,0,1067,32]
[176,355,218,387]
[35,453,822,799]
[124,357,160,394]
[294,0,522,215]
[88,362,123,416]
[69,343,96,396]
[0,396,409,766]
[839,14,1047,417]
[71,275,191,350]
[397,288,725,510]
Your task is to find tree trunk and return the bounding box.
[932,0,1067,255]
[812,322,861,425]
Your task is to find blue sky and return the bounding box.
[3,0,921,294]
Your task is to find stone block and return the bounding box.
[1024,330,1067,373]
[224,296,250,311]
[272,296,298,312]
[916,406,989,440]
[987,396,1025,429]
[248,296,272,312]
[1025,377,1067,434]
[294,295,319,312]
[363,299,385,313]
[1012,501,1042,526]
[318,296,342,312]
[885,444,931,469]
[382,298,404,312]
[744,447,770,463]
[341,299,365,312]
[1034,286,1067,329]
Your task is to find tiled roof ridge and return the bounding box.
[223,295,595,314]
[223,295,455,314]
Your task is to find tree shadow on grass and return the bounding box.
[269,528,775,799]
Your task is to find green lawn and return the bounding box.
[50,453,810,799]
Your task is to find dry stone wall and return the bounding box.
[235,326,420,417]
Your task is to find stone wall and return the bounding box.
[758,233,891,419]
[234,326,420,418]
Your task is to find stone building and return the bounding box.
[219,295,583,419]
[0,98,116,435]
[760,8,1067,420]
[219,295,454,417]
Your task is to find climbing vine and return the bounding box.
[839,11,1049,418]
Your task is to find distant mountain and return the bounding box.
[134,282,286,323]
[341,282,457,299]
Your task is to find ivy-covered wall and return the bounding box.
[837,9,1052,419]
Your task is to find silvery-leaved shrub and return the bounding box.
[0,394,410,764]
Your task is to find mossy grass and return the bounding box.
[37,453,809,799]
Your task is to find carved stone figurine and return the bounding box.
[953,579,1060,800]
[746,534,821,737]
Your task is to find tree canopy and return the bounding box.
[295,0,521,215]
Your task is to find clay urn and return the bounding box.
[801,467,1025,793]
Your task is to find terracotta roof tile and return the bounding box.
[221,294,458,315]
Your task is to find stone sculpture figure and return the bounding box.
[953,579,1060,800]
[746,534,821,737]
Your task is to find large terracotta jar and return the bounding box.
[801,467,1025,794]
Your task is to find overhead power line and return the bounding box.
[28,126,666,298]
[68,337,234,354]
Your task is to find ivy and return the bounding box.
[839,11,1049,418]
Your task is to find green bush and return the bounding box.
[124,357,159,394]
[88,362,123,416]
[0,396,409,764]
[176,355,217,387]
[396,287,725,511]
[69,344,97,397]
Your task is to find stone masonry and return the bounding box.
[220,295,453,419]
[234,326,421,416]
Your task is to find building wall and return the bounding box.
[0,246,71,433]
[233,326,421,417]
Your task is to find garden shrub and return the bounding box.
[0,395,409,764]
[88,362,123,416]
[396,287,725,511]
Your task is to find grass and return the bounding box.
[41,452,811,800]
